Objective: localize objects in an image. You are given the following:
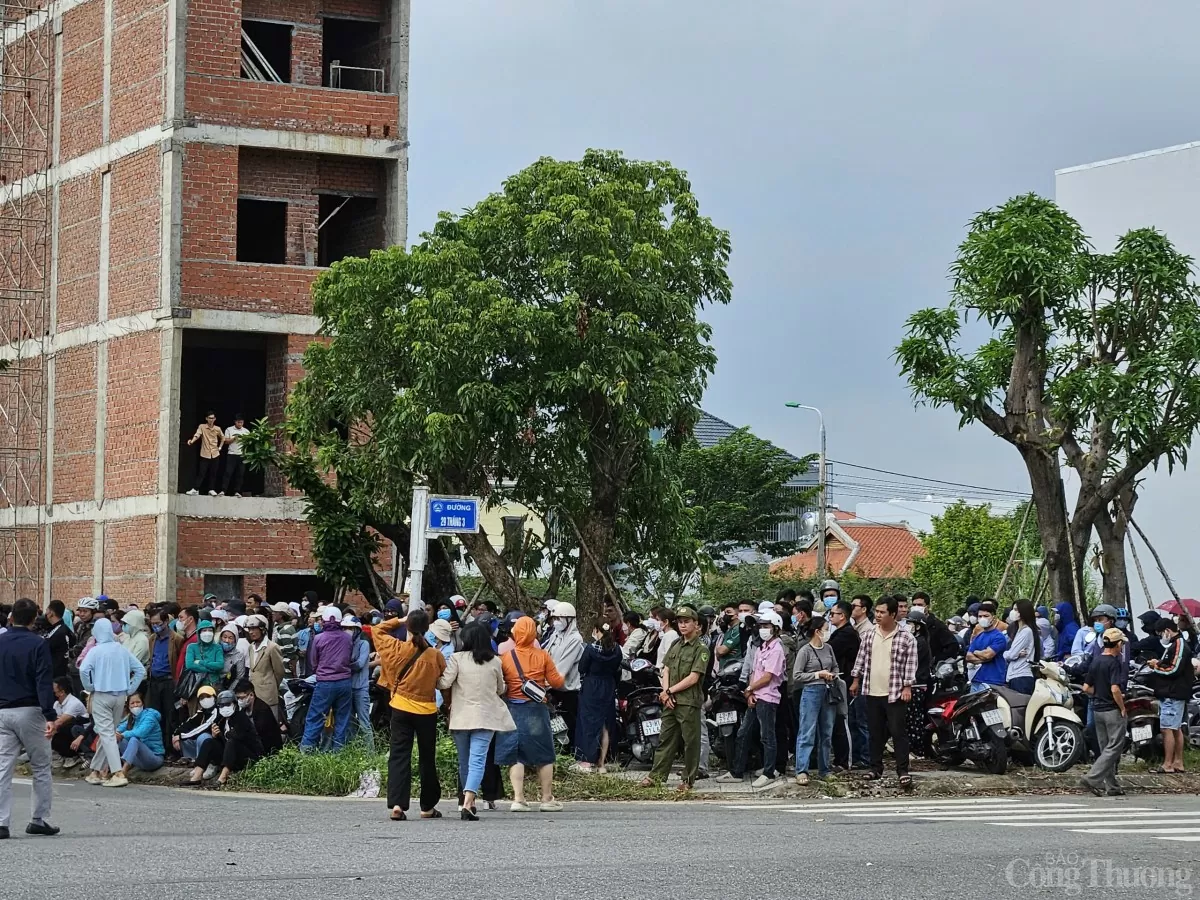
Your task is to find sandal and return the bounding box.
[862,772,882,781]
[420,808,443,819]
[899,775,913,791]
[390,808,406,821]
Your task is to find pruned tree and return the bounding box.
[896,194,1200,616]
[246,150,731,618]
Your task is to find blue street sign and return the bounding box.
[427,495,480,534]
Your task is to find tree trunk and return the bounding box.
[458,528,529,611]
[368,521,460,609]
[1020,446,1086,618]
[574,508,617,626]
[1093,491,1135,609]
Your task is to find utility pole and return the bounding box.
[786,403,826,577]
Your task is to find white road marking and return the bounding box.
[841,803,1088,817]
[727,798,1027,812]
[1073,827,1200,835]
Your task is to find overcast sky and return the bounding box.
[407,0,1200,608]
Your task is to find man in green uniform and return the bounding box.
[640,605,710,791]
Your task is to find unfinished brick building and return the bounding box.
[0,0,410,607]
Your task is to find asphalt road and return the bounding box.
[4,779,1200,900]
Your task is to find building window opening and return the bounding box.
[203,574,245,604]
[322,17,384,91]
[317,194,380,266]
[241,20,292,83]
[265,573,334,608]
[236,198,287,264]
[179,330,269,497]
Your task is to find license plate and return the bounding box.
[641,718,662,736]
[715,711,738,726]
[1132,725,1153,743]
[981,709,1003,727]
[550,716,568,734]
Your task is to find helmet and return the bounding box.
[820,579,840,595]
[77,597,100,611]
[907,607,928,626]
[697,605,717,619]
[216,690,237,707]
[552,602,577,618]
[758,610,783,629]
[1091,604,1120,620]
[504,609,527,625]
[340,614,361,629]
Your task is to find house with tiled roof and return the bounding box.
[769,513,926,578]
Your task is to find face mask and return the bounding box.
[237,697,252,710]
[1116,619,1129,631]
[721,615,734,628]
[536,612,547,623]
[978,616,992,630]
[791,615,800,629]
[199,697,215,710]
[1161,637,1174,648]
[823,597,836,610]
[737,612,749,624]
[152,624,164,634]
[111,621,122,634]
[314,624,322,633]
[966,615,977,625]
[220,641,234,653]
[218,705,235,718]
[437,609,452,621]
[758,627,773,642]
[645,618,662,633]
[199,631,214,643]
[552,619,567,633]
[128,706,143,717]
[1093,623,1104,634]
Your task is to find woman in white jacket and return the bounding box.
[543,602,585,753]
[437,623,515,820]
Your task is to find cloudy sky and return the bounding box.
[407,1,1200,607]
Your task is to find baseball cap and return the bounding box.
[1102,627,1128,643]
[269,602,293,617]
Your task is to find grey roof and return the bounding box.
[696,410,817,488]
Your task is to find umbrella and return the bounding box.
[1156,598,1200,618]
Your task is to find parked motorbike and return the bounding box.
[1125,664,1163,762]
[616,658,665,766]
[1187,683,1200,750]
[547,700,571,751]
[991,660,1085,772]
[924,659,1008,774]
[708,658,748,766]
[282,677,315,744]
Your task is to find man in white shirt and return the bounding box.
[49,677,89,768]
[220,414,251,497]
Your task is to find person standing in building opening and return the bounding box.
[0,598,61,838]
[220,414,250,497]
[185,411,223,496]
[640,605,710,793]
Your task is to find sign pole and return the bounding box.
[408,483,429,611]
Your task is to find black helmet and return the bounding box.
[697,605,717,619]
[216,690,236,707]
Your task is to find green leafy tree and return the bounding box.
[909,502,1042,618]
[617,429,816,603]
[895,194,1200,615]
[246,150,731,616]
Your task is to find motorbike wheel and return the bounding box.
[1132,736,1164,764]
[983,730,1008,775]
[1033,720,1084,772]
[723,734,737,769]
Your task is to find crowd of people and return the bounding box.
[1,583,1196,835]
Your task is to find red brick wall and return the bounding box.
[175,517,317,603]
[59,2,104,162]
[52,345,97,504]
[104,331,161,498]
[186,0,240,78]
[185,76,398,138]
[50,521,93,602]
[181,143,238,261]
[180,261,319,315]
[56,172,103,332]
[108,148,162,318]
[110,1,167,142]
[102,516,157,604]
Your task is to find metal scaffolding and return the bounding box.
[0,0,51,602]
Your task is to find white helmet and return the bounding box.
[77,596,100,611]
[552,602,577,618]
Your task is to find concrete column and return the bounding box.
[383,0,410,248]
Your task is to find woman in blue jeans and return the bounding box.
[438,623,516,821]
[791,616,839,785]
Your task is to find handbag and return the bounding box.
[174,668,203,702]
[509,651,548,703]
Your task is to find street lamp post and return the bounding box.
[785,402,826,578]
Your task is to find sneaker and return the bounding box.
[714,772,742,783]
[186,489,199,495]
[84,772,104,785]
[61,757,80,771]
[540,800,564,812]
[795,772,810,786]
[569,762,594,775]
[510,801,532,812]
[1078,776,1104,797]
[208,490,217,496]
[102,773,129,788]
[0,826,8,840]
[1106,787,1126,797]
[217,491,224,496]
[51,753,63,765]
[752,774,777,789]
[203,765,217,780]
[234,493,242,498]
[596,766,608,775]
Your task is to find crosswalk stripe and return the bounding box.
[841,804,1087,818]
[1072,827,1200,835]
[730,798,1028,812]
[928,814,1174,827]
[1158,836,1200,842]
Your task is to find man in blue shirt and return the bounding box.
[146,609,180,758]
[0,598,60,838]
[966,602,1009,692]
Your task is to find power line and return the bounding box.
[829,458,1030,498]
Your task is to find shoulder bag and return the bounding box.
[509,651,548,703]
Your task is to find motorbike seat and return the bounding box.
[994,686,1031,719]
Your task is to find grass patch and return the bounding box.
[232,736,671,800]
